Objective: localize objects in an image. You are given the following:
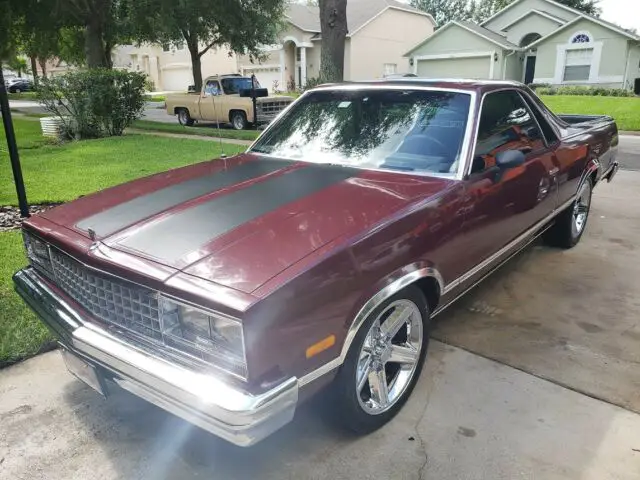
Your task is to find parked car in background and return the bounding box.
[7,78,33,93]
[15,79,618,447]
[165,74,294,130]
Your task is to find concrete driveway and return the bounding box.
[2,139,640,479]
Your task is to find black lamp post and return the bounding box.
[0,66,29,217]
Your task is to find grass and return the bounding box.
[1,125,246,205]
[0,231,54,367]
[145,94,166,102]
[540,95,640,131]
[7,91,39,101]
[131,119,260,141]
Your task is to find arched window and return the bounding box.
[520,32,542,47]
[571,32,591,44]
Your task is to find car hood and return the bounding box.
[41,154,454,293]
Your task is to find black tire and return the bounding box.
[230,111,247,130]
[331,285,430,434]
[177,108,194,126]
[544,176,593,249]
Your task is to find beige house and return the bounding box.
[239,0,436,92]
[112,43,238,91]
[405,0,640,91]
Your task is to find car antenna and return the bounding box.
[211,81,226,159]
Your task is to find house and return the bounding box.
[112,43,238,91]
[404,0,640,90]
[238,0,436,91]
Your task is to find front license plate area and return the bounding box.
[62,349,108,397]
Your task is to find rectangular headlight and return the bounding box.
[159,296,247,379]
[22,231,54,278]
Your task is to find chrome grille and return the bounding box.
[50,249,162,341]
[257,100,291,121]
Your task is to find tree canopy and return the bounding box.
[410,0,600,26]
[127,0,286,90]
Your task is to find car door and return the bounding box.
[456,89,559,284]
[199,79,222,121]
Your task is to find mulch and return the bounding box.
[0,204,61,232]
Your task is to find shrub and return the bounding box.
[534,85,635,97]
[303,76,324,91]
[38,69,146,140]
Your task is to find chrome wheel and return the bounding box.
[572,181,591,237]
[356,299,423,415]
[178,110,188,125]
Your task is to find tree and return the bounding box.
[128,0,286,91]
[413,0,600,25]
[410,0,474,26]
[319,0,347,82]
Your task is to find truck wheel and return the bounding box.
[177,109,194,126]
[544,176,593,248]
[230,111,247,130]
[330,286,430,434]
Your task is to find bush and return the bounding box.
[535,85,635,97]
[38,69,146,139]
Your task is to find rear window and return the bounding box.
[250,89,472,175]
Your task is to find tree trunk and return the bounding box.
[38,58,47,77]
[319,0,348,82]
[103,39,114,69]
[85,18,107,68]
[30,56,39,86]
[187,38,203,91]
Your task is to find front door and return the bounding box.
[524,56,537,84]
[456,90,558,285]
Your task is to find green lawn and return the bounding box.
[7,92,39,101]
[540,95,640,131]
[131,119,260,141]
[1,119,245,205]
[0,231,54,367]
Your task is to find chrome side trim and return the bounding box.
[441,195,575,296]
[298,267,444,387]
[300,195,580,387]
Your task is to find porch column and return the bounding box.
[279,48,286,91]
[300,47,307,88]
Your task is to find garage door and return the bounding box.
[417,56,491,79]
[247,67,281,93]
[161,68,193,92]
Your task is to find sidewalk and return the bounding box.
[127,128,253,146]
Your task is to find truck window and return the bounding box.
[204,80,221,96]
[220,77,260,95]
[472,90,545,173]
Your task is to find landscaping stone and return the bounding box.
[0,204,60,232]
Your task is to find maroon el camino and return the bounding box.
[14,80,619,446]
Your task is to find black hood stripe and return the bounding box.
[77,158,295,237]
[120,164,357,262]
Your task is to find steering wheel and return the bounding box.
[399,134,450,156]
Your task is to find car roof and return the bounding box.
[312,78,526,93]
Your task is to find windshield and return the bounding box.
[220,77,260,95]
[250,89,471,175]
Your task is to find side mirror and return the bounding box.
[495,149,526,169]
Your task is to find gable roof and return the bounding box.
[286,0,435,35]
[500,9,567,31]
[404,20,520,56]
[527,11,640,47]
[481,0,640,42]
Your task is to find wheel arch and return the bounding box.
[297,263,444,388]
[339,264,443,362]
[229,108,249,122]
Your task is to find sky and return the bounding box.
[597,0,640,32]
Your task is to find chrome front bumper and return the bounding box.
[13,267,299,447]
